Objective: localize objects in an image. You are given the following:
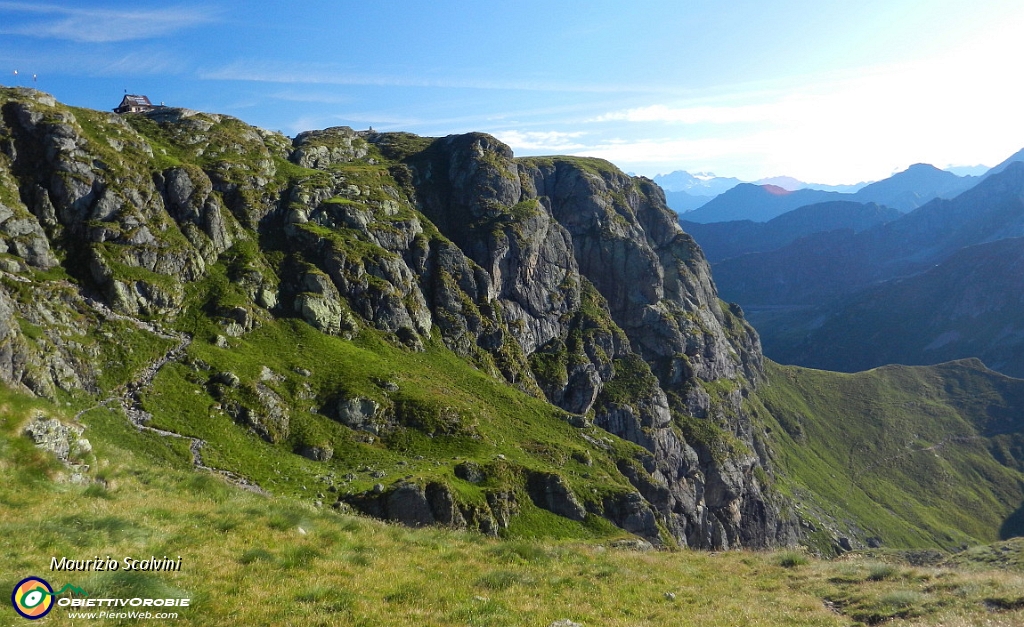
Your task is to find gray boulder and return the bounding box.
[526,472,586,521]
[331,397,385,434]
[23,414,91,462]
[298,444,333,462]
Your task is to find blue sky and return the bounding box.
[2,0,1023,184]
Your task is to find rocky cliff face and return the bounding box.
[398,139,789,547]
[0,87,795,548]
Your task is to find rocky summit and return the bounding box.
[0,87,792,549]
[3,87,1024,556]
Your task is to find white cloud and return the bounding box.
[493,130,587,152]
[0,2,217,43]
[580,13,1024,183]
[569,134,781,178]
[591,102,790,125]
[271,91,355,106]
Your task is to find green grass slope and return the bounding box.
[113,240,667,541]
[141,314,641,540]
[5,388,1024,627]
[754,359,1024,553]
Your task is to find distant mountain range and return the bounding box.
[663,190,715,213]
[653,171,865,196]
[714,161,1024,305]
[772,236,1024,377]
[681,201,900,263]
[653,171,740,213]
[657,157,1018,220]
[753,175,865,194]
[681,163,981,223]
[944,164,990,177]
[681,185,845,223]
[693,155,1024,378]
[653,170,744,195]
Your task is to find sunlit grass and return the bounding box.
[3,449,1024,626]
[4,372,1024,626]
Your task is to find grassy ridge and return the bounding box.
[755,360,1024,553]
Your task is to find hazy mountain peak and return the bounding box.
[944,164,990,177]
[652,170,743,195]
[905,162,943,172]
[983,146,1024,178]
[763,184,792,196]
[680,183,842,223]
[851,161,976,211]
[754,176,805,191]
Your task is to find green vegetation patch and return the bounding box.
[758,360,1024,552]
[5,378,1024,626]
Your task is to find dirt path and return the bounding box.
[850,433,983,481]
[81,297,267,495]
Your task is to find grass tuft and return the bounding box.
[476,569,537,590]
[867,563,900,581]
[238,548,275,564]
[777,551,810,568]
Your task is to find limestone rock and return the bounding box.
[330,397,386,434]
[298,445,333,462]
[344,481,466,529]
[288,271,355,337]
[454,461,485,483]
[602,492,661,544]
[222,383,290,443]
[212,371,240,387]
[23,414,91,462]
[0,202,57,268]
[484,490,518,532]
[526,472,586,521]
[425,482,466,527]
[291,127,369,169]
[610,538,654,551]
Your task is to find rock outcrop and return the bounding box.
[342,481,516,535]
[0,87,796,548]
[22,413,92,482]
[396,141,793,547]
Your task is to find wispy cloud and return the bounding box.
[97,50,189,75]
[590,101,794,125]
[200,61,669,94]
[0,45,189,77]
[493,130,587,152]
[270,90,355,106]
[0,2,217,43]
